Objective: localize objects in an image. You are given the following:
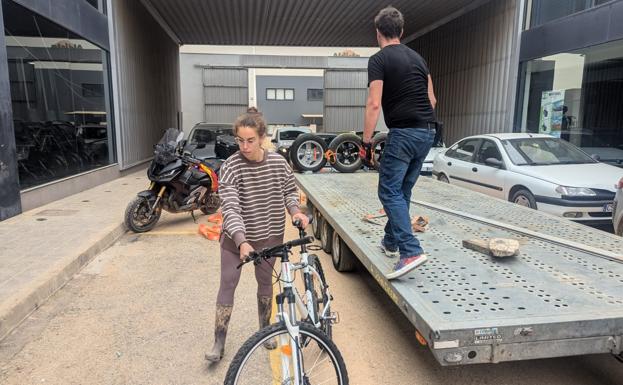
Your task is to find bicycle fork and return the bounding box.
[275,261,304,385]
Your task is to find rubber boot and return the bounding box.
[257,295,277,350]
[205,304,233,362]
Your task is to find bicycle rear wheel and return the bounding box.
[224,322,348,385]
[305,255,332,338]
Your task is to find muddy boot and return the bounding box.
[205,304,233,362]
[257,295,277,350]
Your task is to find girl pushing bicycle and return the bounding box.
[205,107,309,363]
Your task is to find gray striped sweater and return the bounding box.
[219,150,301,252]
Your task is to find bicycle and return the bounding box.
[224,221,348,385]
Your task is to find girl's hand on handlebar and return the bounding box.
[239,242,254,262]
[292,212,310,229]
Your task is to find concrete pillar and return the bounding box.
[0,3,22,220]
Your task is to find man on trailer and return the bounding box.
[361,6,438,279]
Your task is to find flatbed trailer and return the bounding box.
[295,172,623,366]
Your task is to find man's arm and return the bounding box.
[427,74,437,110]
[363,80,383,143]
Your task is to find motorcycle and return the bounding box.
[124,128,221,233]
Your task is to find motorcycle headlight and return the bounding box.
[555,186,596,196]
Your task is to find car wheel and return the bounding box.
[511,189,537,209]
[327,133,362,173]
[289,133,327,173]
[437,174,450,183]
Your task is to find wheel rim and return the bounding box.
[514,195,531,207]
[373,141,385,164]
[132,199,158,229]
[231,326,345,385]
[331,232,340,266]
[321,222,329,250]
[439,175,449,183]
[335,142,359,165]
[312,209,321,237]
[296,140,324,168]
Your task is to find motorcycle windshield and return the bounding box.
[158,128,182,146]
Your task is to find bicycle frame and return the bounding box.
[272,241,333,385]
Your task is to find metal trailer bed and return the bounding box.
[295,172,623,366]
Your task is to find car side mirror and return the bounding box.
[485,158,504,168]
[196,142,206,149]
[271,139,277,143]
[590,154,601,162]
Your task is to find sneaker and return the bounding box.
[386,254,428,280]
[379,240,399,258]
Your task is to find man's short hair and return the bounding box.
[374,6,404,39]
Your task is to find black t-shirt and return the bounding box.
[368,44,435,128]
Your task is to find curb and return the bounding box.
[0,223,127,341]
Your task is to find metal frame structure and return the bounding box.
[296,172,623,365]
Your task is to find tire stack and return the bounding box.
[288,131,387,173]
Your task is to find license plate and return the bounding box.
[603,203,614,212]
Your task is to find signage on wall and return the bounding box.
[539,90,565,137]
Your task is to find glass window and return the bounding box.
[476,140,503,164]
[528,0,614,28]
[266,88,276,100]
[3,0,114,190]
[276,89,285,100]
[446,139,481,162]
[517,39,623,167]
[284,89,294,100]
[307,88,324,101]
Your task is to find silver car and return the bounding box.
[615,177,623,236]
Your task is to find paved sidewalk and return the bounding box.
[0,170,148,340]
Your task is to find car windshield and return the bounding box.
[190,127,232,144]
[501,137,597,166]
[280,130,305,140]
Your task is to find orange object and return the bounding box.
[411,215,429,232]
[280,344,292,356]
[415,330,427,346]
[199,223,221,240]
[207,212,223,224]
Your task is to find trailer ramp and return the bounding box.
[296,172,623,365]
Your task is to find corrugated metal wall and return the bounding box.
[408,0,521,145]
[203,68,248,124]
[324,70,366,132]
[323,69,387,133]
[109,0,180,168]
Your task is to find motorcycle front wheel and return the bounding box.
[124,196,161,233]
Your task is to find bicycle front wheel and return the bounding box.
[224,322,348,385]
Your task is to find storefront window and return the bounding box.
[518,39,623,167]
[528,0,614,28]
[2,0,114,189]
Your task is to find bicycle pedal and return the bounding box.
[325,311,340,324]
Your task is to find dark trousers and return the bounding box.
[378,127,435,259]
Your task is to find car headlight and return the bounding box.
[555,186,596,196]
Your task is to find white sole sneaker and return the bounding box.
[379,241,399,258]
[386,255,428,280]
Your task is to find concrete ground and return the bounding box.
[1,210,622,384]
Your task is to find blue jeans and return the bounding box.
[378,128,435,259]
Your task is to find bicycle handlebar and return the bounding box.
[292,213,313,229]
[237,235,315,269]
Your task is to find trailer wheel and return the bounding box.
[327,133,362,173]
[320,218,333,254]
[289,133,327,172]
[331,231,356,272]
[312,207,322,239]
